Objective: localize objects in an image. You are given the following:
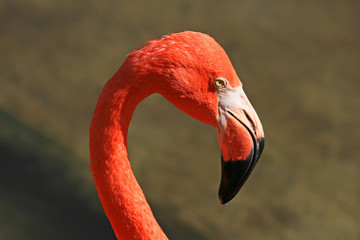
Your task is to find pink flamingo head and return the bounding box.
[119,31,265,203]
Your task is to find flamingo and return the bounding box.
[89,31,265,239]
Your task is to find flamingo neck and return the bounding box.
[89,73,167,240]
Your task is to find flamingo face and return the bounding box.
[161,72,264,204]
[213,77,265,204]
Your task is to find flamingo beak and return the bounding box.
[216,87,265,204]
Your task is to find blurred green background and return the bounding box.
[1,0,359,239]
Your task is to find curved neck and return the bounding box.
[89,72,167,239]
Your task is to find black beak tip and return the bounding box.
[218,191,233,205]
[218,136,265,205]
[218,155,253,205]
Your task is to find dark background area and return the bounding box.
[1,1,359,239]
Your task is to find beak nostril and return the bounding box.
[243,110,256,133]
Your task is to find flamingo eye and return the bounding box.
[213,77,227,89]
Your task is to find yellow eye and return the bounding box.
[213,77,227,89]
